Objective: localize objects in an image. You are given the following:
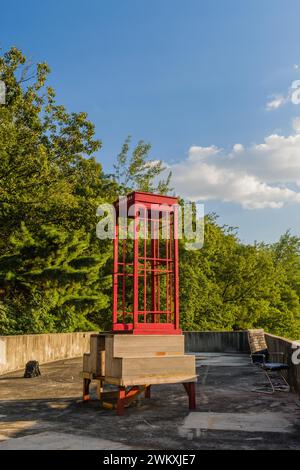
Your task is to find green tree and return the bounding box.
[0,224,110,333]
[0,47,170,334]
[179,216,300,339]
[0,47,114,333]
[113,136,171,194]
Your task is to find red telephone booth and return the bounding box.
[112,191,181,335]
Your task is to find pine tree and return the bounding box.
[0,224,111,333]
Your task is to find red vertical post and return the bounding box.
[133,206,139,329]
[170,214,173,325]
[165,209,171,324]
[156,217,160,320]
[151,236,156,323]
[151,213,157,323]
[113,222,119,327]
[122,238,126,323]
[173,206,179,331]
[166,231,169,323]
[143,208,147,323]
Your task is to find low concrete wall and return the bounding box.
[0,332,96,375]
[184,331,250,353]
[265,333,300,395]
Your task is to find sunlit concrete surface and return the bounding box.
[182,412,295,434]
[0,356,299,450]
[0,431,132,450]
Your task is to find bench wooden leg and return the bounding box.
[83,378,91,401]
[145,385,151,399]
[116,387,126,416]
[183,382,196,410]
[97,380,103,400]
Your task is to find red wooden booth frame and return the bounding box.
[112,191,181,335]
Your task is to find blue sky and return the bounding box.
[2,0,300,243]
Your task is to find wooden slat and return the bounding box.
[90,334,105,376]
[121,354,195,378]
[121,374,197,387]
[83,353,91,373]
[111,334,185,357]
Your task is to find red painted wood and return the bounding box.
[116,387,126,416]
[183,382,196,410]
[112,192,181,335]
[83,378,91,402]
[112,224,119,326]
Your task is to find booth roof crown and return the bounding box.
[114,191,179,210]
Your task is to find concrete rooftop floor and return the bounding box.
[0,354,299,450]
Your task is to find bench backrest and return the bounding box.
[247,329,267,354]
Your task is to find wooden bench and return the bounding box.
[82,333,197,415]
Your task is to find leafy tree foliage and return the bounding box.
[0,224,110,333]
[1,47,300,339]
[0,47,167,334]
[179,217,300,339]
[113,135,171,194]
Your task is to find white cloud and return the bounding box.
[166,127,300,209]
[293,117,300,133]
[266,95,286,111]
[266,77,300,110]
[233,143,244,153]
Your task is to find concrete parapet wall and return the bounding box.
[0,332,97,375]
[184,331,250,353]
